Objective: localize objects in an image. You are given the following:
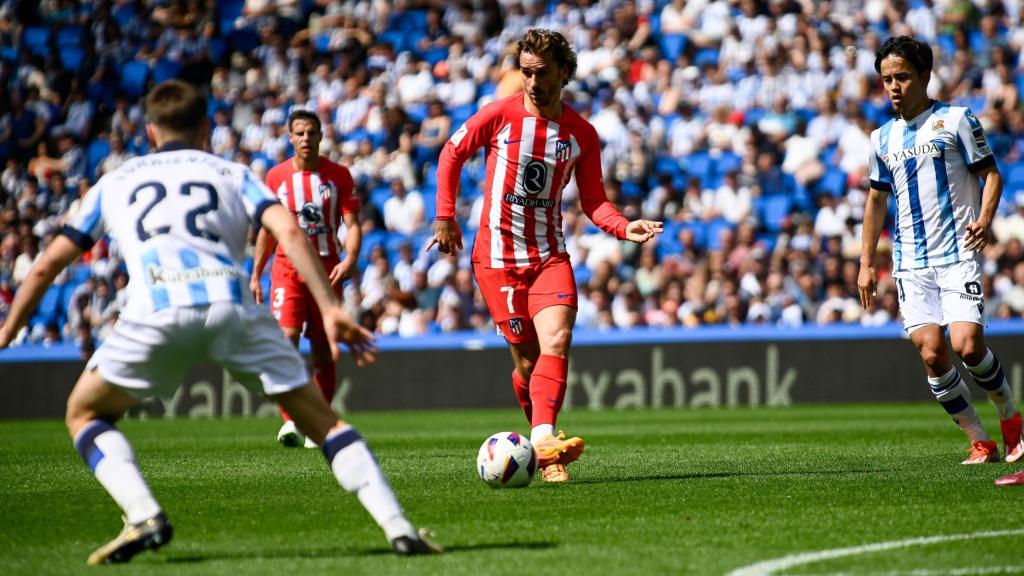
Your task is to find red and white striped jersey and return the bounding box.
[266,156,359,266]
[437,93,629,269]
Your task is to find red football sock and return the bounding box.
[279,406,292,422]
[529,355,568,427]
[512,368,532,424]
[313,357,338,405]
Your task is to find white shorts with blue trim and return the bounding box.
[893,258,985,334]
[87,302,308,398]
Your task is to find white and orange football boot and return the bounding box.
[1000,412,1024,463]
[534,431,584,482]
[962,440,1000,464]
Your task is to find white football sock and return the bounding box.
[74,420,162,524]
[965,349,1018,421]
[322,426,414,541]
[929,369,989,442]
[531,424,554,446]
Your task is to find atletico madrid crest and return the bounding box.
[555,139,571,162]
[508,318,523,335]
[318,183,333,200]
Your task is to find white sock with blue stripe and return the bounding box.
[929,368,989,443]
[965,349,1017,421]
[321,426,414,542]
[74,420,162,524]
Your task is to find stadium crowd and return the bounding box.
[2,0,1024,348]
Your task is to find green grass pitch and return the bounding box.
[3,405,1024,575]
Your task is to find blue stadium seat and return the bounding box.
[59,46,85,72]
[152,59,181,84]
[621,180,643,200]
[704,219,734,251]
[23,26,51,57]
[684,151,712,182]
[378,31,405,53]
[113,3,136,27]
[759,195,792,233]
[218,0,245,33]
[1007,162,1024,194]
[29,285,62,327]
[659,34,686,61]
[422,46,449,66]
[448,104,476,128]
[715,151,742,176]
[420,186,437,221]
[935,33,956,57]
[370,185,391,214]
[817,168,848,198]
[358,229,388,267]
[87,139,110,180]
[314,34,331,54]
[647,13,660,36]
[655,154,683,177]
[56,26,84,47]
[208,37,226,62]
[693,48,719,68]
[0,46,16,62]
[120,61,149,98]
[60,280,81,317]
[406,102,429,124]
[403,10,428,30]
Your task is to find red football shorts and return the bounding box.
[473,254,578,344]
[269,256,341,340]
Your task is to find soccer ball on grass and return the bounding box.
[476,432,537,488]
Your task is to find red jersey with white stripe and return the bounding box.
[266,156,359,267]
[437,93,629,269]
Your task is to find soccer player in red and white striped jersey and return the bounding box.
[250,110,362,448]
[432,29,663,482]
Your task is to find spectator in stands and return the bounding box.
[382,178,425,236]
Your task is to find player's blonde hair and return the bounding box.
[517,29,577,86]
[145,80,206,135]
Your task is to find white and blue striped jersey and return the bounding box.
[869,101,995,271]
[63,144,278,320]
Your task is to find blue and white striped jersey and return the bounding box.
[63,144,278,319]
[869,101,995,271]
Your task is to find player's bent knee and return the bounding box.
[538,327,572,356]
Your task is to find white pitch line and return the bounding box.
[794,566,1024,576]
[726,529,1024,576]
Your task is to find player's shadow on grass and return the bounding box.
[568,468,889,485]
[165,541,556,563]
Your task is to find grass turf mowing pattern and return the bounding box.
[3,405,1024,575]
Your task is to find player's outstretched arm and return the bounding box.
[623,219,664,243]
[329,211,361,286]
[858,187,889,309]
[965,165,1002,251]
[249,226,276,304]
[0,235,82,348]
[260,203,376,365]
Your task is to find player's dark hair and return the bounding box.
[517,28,577,86]
[288,109,322,133]
[874,36,933,75]
[145,80,206,134]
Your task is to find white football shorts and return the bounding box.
[893,257,985,334]
[87,302,309,398]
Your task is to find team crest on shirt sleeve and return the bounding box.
[931,119,944,131]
